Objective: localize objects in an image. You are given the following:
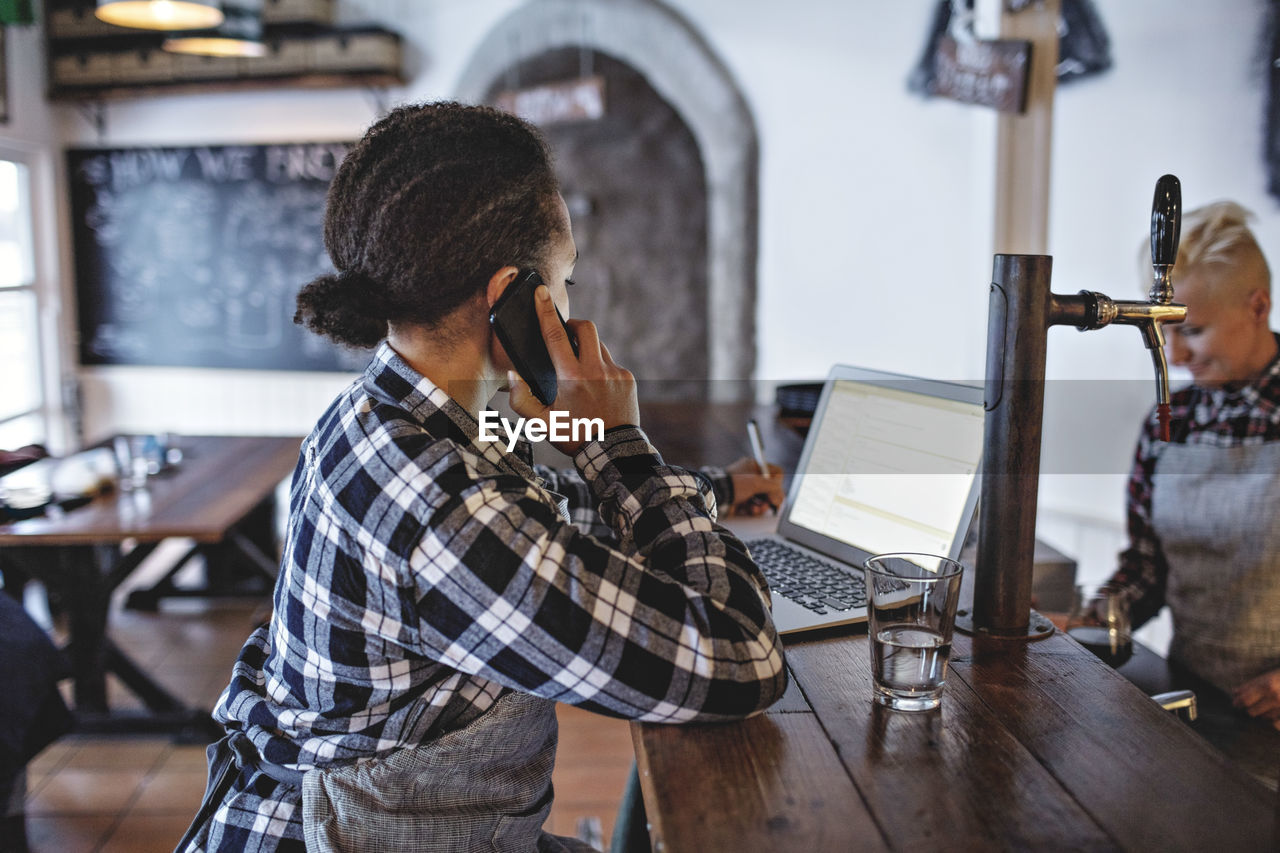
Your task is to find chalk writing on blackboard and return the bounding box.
[69,143,367,372]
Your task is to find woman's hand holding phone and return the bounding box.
[507,284,640,456]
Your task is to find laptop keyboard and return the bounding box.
[745,538,867,615]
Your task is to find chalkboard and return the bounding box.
[69,142,368,372]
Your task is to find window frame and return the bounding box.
[0,142,66,453]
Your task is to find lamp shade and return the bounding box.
[96,0,224,30]
[163,0,266,58]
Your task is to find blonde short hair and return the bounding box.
[1140,200,1271,297]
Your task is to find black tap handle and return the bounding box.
[1150,174,1181,267]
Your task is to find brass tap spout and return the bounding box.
[1102,300,1186,439]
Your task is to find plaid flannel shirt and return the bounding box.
[1112,334,1280,627]
[192,342,786,852]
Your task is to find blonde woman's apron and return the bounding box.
[1152,442,1280,692]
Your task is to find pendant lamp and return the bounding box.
[95,0,223,31]
[163,0,266,57]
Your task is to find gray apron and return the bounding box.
[300,437,588,851]
[1152,441,1280,692]
[302,690,596,852]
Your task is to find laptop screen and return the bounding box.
[784,376,985,559]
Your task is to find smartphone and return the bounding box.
[489,269,578,406]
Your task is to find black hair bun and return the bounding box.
[294,269,387,349]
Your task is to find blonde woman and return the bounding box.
[1110,201,1280,725]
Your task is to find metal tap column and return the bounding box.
[965,253,1057,639]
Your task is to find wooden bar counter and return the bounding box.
[633,622,1277,851]
[628,403,1276,850]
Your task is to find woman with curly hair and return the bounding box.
[178,101,785,852]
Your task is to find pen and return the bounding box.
[746,419,768,476]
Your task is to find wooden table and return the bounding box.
[627,403,1278,851]
[633,623,1277,851]
[0,435,302,740]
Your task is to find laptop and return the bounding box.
[741,365,985,635]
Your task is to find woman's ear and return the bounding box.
[1247,287,1271,323]
[486,266,520,309]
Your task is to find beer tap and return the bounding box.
[1047,175,1187,441]
[958,175,1187,641]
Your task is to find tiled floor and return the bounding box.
[20,558,635,852]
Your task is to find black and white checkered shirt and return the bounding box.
[193,342,786,851]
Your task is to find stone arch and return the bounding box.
[456,0,758,391]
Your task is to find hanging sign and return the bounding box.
[494,75,606,126]
[933,35,1033,114]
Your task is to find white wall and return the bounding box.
[668,1,995,384]
[6,1,1277,633]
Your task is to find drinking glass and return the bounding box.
[863,553,965,712]
[112,436,150,491]
[1065,583,1132,667]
